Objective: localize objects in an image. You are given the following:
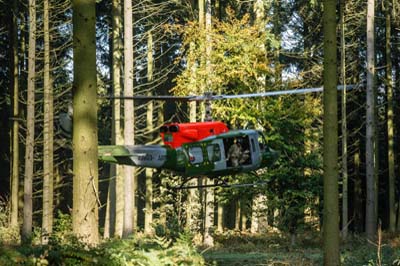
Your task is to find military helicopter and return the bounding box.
[96,85,355,180]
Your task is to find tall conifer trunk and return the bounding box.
[123,0,136,237]
[72,0,99,244]
[385,0,396,232]
[23,0,36,242]
[365,0,377,240]
[323,0,340,264]
[104,0,124,239]
[144,30,154,235]
[340,0,348,239]
[10,0,19,230]
[42,0,54,244]
[202,0,214,247]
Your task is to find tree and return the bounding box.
[365,0,377,240]
[202,0,214,247]
[104,0,124,239]
[123,0,136,237]
[42,0,54,244]
[340,0,348,239]
[23,0,36,242]
[323,0,340,264]
[72,0,99,244]
[385,0,395,233]
[10,0,19,230]
[144,30,154,235]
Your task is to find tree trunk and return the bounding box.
[385,0,396,233]
[10,0,19,230]
[72,0,99,244]
[123,0,136,237]
[203,178,214,247]
[144,30,154,235]
[104,0,124,239]
[365,0,377,240]
[323,0,340,264]
[22,0,36,242]
[340,0,348,240]
[353,142,363,232]
[202,0,214,247]
[250,195,262,233]
[217,202,224,232]
[235,199,241,230]
[241,200,247,231]
[42,0,54,244]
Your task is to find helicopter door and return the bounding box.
[184,143,213,176]
[206,139,226,171]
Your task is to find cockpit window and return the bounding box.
[207,144,221,162]
[258,132,267,150]
[188,146,203,164]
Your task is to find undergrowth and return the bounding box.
[0,233,205,266]
[204,231,400,266]
[0,212,204,266]
[1,211,400,266]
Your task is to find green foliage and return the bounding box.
[171,7,323,238]
[51,211,73,243]
[0,232,204,266]
[340,239,400,266]
[207,231,322,265]
[0,197,20,244]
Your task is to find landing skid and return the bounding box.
[171,172,269,190]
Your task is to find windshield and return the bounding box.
[257,131,267,151]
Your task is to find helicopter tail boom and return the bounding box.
[98,145,169,168]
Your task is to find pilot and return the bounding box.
[227,139,242,167]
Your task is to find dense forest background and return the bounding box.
[1,0,400,265]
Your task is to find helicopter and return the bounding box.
[99,121,278,178]
[96,85,355,180]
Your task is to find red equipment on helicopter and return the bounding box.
[159,121,229,148]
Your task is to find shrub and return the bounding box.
[0,231,205,266]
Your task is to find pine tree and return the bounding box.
[323,0,340,264]
[365,0,377,240]
[42,0,54,244]
[72,0,99,244]
[123,0,136,237]
[23,0,36,242]
[10,0,20,230]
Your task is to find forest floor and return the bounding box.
[201,231,400,266]
[1,227,400,265]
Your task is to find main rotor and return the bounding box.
[102,85,357,121]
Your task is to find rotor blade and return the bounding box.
[100,85,357,101]
[216,85,356,100]
[173,181,269,190]
[101,95,198,101]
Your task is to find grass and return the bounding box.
[201,231,400,266]
[203,250,321,265]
